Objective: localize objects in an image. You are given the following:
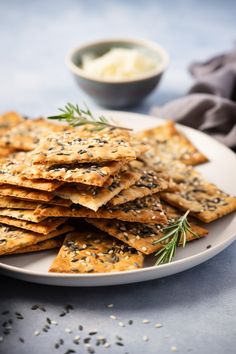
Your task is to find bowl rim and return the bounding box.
[65,37,170,84]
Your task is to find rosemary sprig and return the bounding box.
[153,210,199,265]
[48,103,132,131]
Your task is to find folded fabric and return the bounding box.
[151,47,236,149]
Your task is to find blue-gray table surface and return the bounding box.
[0,1,236,353]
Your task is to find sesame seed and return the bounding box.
[34,331,40,336]
[104,343,110,348]
[110,315,117,320]
[171,345,178,352]
[141,247,147,251]
[0,337,3,342]
[106,304,114,308]
[65,328,72,333]
[143,336,149,342]
[128,320,133,325]
[142,319,150,324]
[155,323,162,328]
[118,321,125,327]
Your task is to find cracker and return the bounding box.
[6,236,65,255]
[0,118,69,151]
[49,230,144,273]
[48,197,72,207]
[0,208,47,223]
[109,167,170,206]
[0,185,54,202]
[0,216,68,234]
[136,120,208,165]
[0,224,73,255]
[31,130,136,165]
[0,146,16,158]
[54,169,141,211]
[161,180,236,223]
[0,196,39,209]
[0,111,24,137]
[34,194,167,224]
[22,160,125,186]
[0,152,63,191]
[87,204,208,255]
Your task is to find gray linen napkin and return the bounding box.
[151,47,236,149]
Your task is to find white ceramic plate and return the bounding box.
[0,111,236,287]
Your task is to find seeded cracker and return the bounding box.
[49,230,144,273]
[0,224,73,255]
[0,118,70,151]
[161,179,236,223]
[0,185,54,202]
[110,167,171,206]
[33,194,167,224]
[54,169,141,211]
[136,120,208,165]
[0,216,68,234]
[21,160,125,187]
[0,152,63,191]
[7,236,65,255]
[31,130,136,165]
[0,209,47,223]
[87,203,208,254]
[0,111,24,137]
[0,196,40,210]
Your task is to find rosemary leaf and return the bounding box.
[48,103,132,131]
[153,210,199,265]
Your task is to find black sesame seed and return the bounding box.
[59,339,64,345]
[78,325,83,331]
[87,347,95,354]
[116,342,124,346]
[84,337,91,344]
[1,310,10,315]
[73,339,80,345]
[19,337,25,343]
[206,245,212,249]
[55,343,60,349]
[89,331,98,336]
[46,318,52,325]
[116,336,123,341]
[60,312,66,317]
[128,320,133,325]
[31,305,39,310]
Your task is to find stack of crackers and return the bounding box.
[0,112,235,273]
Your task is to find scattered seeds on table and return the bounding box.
[106,304,114,308]
[118,321,125,327]
[65,328,72,334]
[171,345,178,352]
[155,323,162,328]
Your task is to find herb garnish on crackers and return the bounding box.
[48,103,132,131]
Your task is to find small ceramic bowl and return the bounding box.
[66,38,169,108]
